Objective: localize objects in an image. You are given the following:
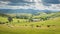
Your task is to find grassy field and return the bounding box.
[0,16,60,34]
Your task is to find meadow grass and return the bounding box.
[0,16,60,34]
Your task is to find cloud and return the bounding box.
[0,0,45,10]
[0,0,60,10]
[0,1,11,6]
[46,4,60,10]
[42,0,60,4]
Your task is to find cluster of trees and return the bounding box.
[7,12,60,22]
[0,13,9,17]
[0,12,60,22]
[16,15,29,19]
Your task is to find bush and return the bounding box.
[17,20,20,23]
[47,25,51,27]
[0,22,5,24]
[6,21,8,23]
[36,25,41,27]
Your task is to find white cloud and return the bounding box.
[46,4,60,10]
[0,1,10,5]
[0,0,46,10]
[0,0,60,10]
[24,0,33,2]
[24,0,42,2]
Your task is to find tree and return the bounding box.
[29,15,33,22]
[8,17,13,22]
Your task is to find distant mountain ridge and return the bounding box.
[0,9,59,14]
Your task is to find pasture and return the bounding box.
[0,16,60,34]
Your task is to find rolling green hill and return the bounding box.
[0,11,60,34]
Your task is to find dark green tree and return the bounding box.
[8,17,13,22]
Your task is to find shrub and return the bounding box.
[0,22,5,24]
[36,25,41,27]
[17,20,20,23]
[6,21,8,23]
[47,25,51,27]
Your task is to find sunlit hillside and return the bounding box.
[0,11,60,34]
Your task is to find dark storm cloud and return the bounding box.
[0,0,24,3]
[42,0,60,4]
[0,0,34,3]
[0,0,34,6]
[0,0,60,4]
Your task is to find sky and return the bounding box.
[0,0,60,10]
